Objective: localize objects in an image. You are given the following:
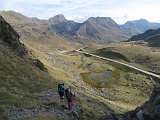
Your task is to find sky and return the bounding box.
[0,0,160,24]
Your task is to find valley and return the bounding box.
[22,40,158,113]
[0,11,160,120]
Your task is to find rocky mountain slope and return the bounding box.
[0,11,77,51]
[1,11,160,44]
[0,15,28,58]
[49,16,130,43]
[128,28,160,47]
[76,17,129,43]
[48,14,81,36]
[49,15,160,44]
[122,19,160,35]
[49,16,129,43]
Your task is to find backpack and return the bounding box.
[58,84,64,93]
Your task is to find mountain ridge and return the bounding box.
[48,13,160,43]
[75,16,129,43]
[1,10,160,44]
[121,19,160,35]
[48,14,67,24]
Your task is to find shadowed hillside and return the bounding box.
[0,15,28,58]
[128,28,160,47]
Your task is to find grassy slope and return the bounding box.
[86,42,160,74]
[22,39,139,114]
[0,42,115,120]
[13,37,157,114]
[112,43,160,74]
[0,42,58,119]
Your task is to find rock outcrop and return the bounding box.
[0,15,46,71]
[100,84,160,120]
[0,15,28,58]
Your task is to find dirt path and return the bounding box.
[4,90,81,120]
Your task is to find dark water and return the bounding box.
[88,71,112,81]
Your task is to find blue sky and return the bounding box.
[0,0,160,24]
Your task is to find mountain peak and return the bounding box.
[138,18,148,22]
[0,10,30,22]
[49,14,67,24]
[85,16,119,30]
[125,19,149,25]
[86,16,117,25]
[134,19,149,24]
[87,16,112,21]
[54,14,66,19]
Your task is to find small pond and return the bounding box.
[88,71,112,82]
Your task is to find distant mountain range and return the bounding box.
[48,14,160,43]
[1,11,160,44]
[128,28,160,47]
[49,15,128,43]
[121,19,160,35]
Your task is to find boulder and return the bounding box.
[136,110,144,120]
[153,95,160,105]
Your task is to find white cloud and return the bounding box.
[1,0,160,24]
[66,15,90,23]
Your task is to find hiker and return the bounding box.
[58,84,65,104]
[65,86,75,110]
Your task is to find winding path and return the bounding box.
[76,49,160,79]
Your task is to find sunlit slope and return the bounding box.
[86,42,160,74]
[0,11,79,52]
